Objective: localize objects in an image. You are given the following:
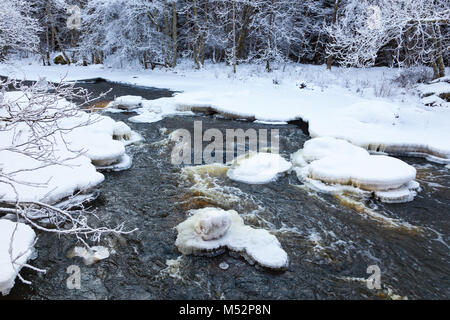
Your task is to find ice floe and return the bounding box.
[292,137,419,203]
[175,207,289,269]
[106,95,144,110]
[227,152,292,184]
[67,245,110,265]
[0,219,36,295]
[105,95,192,124]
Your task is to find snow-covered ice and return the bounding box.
[227,152,292,184]
[67,245,110,265]
[292,137,419,203]
[175,207,289,269]
[194,208,232,241]
[106,95,144,110]
[0,91,138,204]
[307,154,416,191]
[0,219,36,295]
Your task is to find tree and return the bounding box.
[325,0,449,77]
[0,0,41,60]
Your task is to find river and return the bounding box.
[3,79,449,299]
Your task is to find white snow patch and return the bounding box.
[0,92,138,203]
[107,95,144,110]
[292,137,419,203]
[227,152,292,184]
[0,219,36,295]
[67,245,110,265]
[175,207,289,269]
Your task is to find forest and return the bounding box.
[1,0,448,77]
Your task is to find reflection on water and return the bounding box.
[3,81,449,300]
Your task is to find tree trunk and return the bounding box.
[434,24,445,78]
[236,4,252,59]
[172,1,177,67]
[192,0,201,69]
[326,0,340,70]
[232,0,236,73]
[266,0,275,72]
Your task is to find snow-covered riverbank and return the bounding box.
[0,81,140,295]
[2,59,449,163]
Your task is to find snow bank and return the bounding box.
[0,91,137,204]
[2,61,450,163]
[175,207,289,269]
[292,137,419,203]
[0,219,36,295]
[307,100,450,163]
[417,79,450,108]
[227,152,292,184]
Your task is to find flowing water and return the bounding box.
[3,80,449,300]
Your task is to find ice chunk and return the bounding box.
[175,208,289,269]
[0,220,36,295]
[107,95,144,110]
[292,136,369,166]
[129,111,164,123]
[227,153,292,184]
[307,154,416,191]
[0,149,104,204]
[113,121,132,140]
[67,245,110,265]
[292,137,419,202]
[374,181,420,203]
[194,209,232,240]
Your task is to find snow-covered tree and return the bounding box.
[79,0,177,68]
[326,0,449,77]
[0,0,42,60]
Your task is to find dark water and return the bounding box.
[72,78,176,102]
[3,81,449,300]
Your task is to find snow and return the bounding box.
[194,208,232,241]
[0,219,36,295]
[1,60,450,163]
[107,95,144,110]
[67,245,110,265]
[175,207,289,269]
[292,136,369,166]
[0,91,137,204]
[418,81,450,96]
[105,95,193,124]
[227,152,292,184]
[292,137,419,202]
[307,154,416,191]
[417,81,449,108]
